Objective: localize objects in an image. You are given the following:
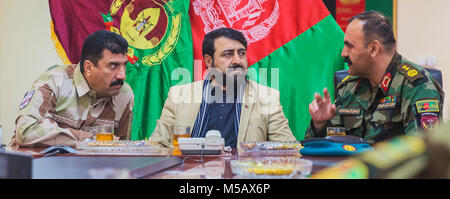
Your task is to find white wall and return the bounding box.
[397,0,450,121]
[0,0,62,145]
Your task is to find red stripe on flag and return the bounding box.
[190,0,330,77]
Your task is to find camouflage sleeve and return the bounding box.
[305,88,345,139]
[305,116,342,139]
[305,121,326,139]
[14,73,86,147]
[401,78,443,134]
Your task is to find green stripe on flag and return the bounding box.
[249,15,347,140]
[127,0,193,140]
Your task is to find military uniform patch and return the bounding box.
[397,63,424,83]
[380,96,397,103]
[338,108,361,116]
[377,102,396,110]
[19,90,34,110]
[420,114,439,131]
[415,100,439,113]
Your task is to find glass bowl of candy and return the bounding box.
[230,157,312,179]
[75,140,161,153]
[239,141,303,156]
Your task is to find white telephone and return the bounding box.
[178,130,224,155]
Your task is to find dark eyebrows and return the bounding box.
[221,48,246,54]
[222,49,234,54]
[108,61,119,66]
[108,60,128,66]
[344,40,353,47]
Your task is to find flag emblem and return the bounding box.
[192,0,280,43]
[342,144,357,152]
[416,100,439,113]
[100,0,182,66]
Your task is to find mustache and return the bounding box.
[110,79,124,87]
[344,56,353,66]
[226,65,245,75]
[229,64,244,70]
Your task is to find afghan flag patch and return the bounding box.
[415,100,440,113]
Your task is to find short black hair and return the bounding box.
[80,30,128,73]
[349,10,396,52]
[202,27,247,58]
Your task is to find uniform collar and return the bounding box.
[74,64,92,98]
[351,53,401,109]
[74,64,116,107]
[377,52,401,96]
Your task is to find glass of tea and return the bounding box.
[89,125,114,141]
[172,125,191,149]
[326,127,346,136]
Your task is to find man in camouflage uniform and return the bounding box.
[10,30,134,147]
[306,11,444,144]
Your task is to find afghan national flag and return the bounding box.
[49,0,193,140]
[190,0,346,140]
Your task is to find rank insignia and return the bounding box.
[342,75,352,82]
[380,72,392,93]
[416,100,439,113]
[407,69,418,77]
[398,63,424,83]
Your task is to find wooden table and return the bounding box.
[6,147,348,179]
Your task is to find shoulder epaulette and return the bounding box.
[396,63,425,84]
[337,75,360,89]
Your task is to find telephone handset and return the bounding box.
[205,130,222,145]
[178,130,224,155]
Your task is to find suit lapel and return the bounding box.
[188,81,203,132]
[238,81,255,143]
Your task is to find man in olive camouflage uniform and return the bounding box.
[10,30,134,147]
[306,11,444,144]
